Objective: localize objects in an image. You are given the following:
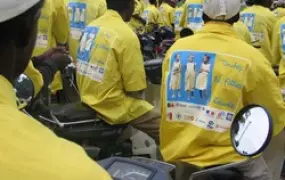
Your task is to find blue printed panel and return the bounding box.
[77,26,100,62]
[281,24,285,54]
[175,11,182,26]
[68,2,87,29]
[187,4,203,24]
[167,51,216,106]
[240,13,256,32]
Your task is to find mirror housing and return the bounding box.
[230,105,273,157]
[14,74,34,108]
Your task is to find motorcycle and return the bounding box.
[138,24,175,61]
[15,70,158,160]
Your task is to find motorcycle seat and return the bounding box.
[49,102,127,141]
[50,102,100,123]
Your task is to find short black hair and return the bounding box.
[106,0,132,12]
[245,0,271,7]
[180,28,194,38]
[149,0,157,5]
[0,0,44,46]
[202,13,240,25]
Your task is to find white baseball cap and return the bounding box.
[203,0,242,21]
[0,0,41,23]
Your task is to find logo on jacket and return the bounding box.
[226,113,234,121]
[207,120,215,129]
[206,109,215,117]
[217,112,226,120]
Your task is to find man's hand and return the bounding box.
[50,53,72,71]
[32,47,69,67]
[36,47,68,60]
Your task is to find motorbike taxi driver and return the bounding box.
[76,0,160,143]
[0,0,111,179]
[241,0,278,66]
[160,0,285,179]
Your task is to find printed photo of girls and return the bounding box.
[167,51,216,106]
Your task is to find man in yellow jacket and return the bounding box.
[0,0,111,179]
[77,0,160,143]
[144,0,164,31]
[241,0,277,66]
[174,1,185,39]
[159,0,177,28]
[66,0,107,62]
[129,0,146,32]
[179,0,204,32]
[272,16,285,91]
[25,0,69,95]
[160,0,285,179]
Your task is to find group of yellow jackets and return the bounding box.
[132,0,285,89]
[25,0,107,96]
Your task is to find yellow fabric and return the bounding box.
[272,17,285,88]
[180,0,204,32]
[174,6,183,39]
[143,4,163,31]
[129,0,145,32]
[160,22,285,168]
[0,75,111,180]
[139,0,145,14]
[274,7,285,19]
[76,10,153,125]
[67,0,107,62]
[159,2,175,27]
[240,5,277,65]
[233,21,252,44]
[24,61,44,96]
[32,0,69,92]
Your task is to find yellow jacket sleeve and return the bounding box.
[272,19,281,66]
[118,36,147,92]
[52,0,69,44]
[179,3,187,28]
[24,61,44,97]
[244,52,285,136]
[268,12,278,43]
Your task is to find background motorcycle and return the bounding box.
[15,70,157,160]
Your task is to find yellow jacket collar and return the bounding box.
[105,10,124,21]
[198,22,239,39]
[0,75,17,108]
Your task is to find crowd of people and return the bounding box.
[2,0,285,180]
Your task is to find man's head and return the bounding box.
[245,0,273,8]
[106,0,135,22]
[180,28,194,38]
[203,0,241,25]
[0,0,43,82]
[164,0,178,7]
